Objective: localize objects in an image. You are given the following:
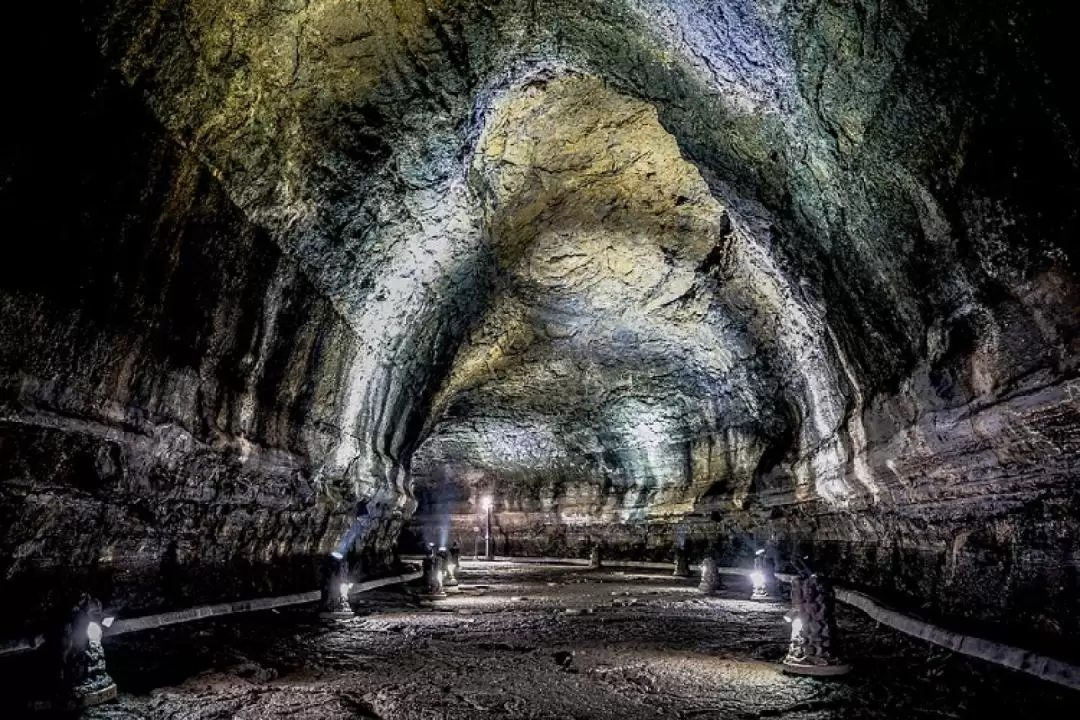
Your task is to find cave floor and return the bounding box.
[68,564,1076,718]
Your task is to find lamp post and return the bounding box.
[482,496,494,561]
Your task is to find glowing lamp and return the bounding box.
[330,551,344,560]
[750,550,778,601]
[481,496,493,511]
[781,573,850,676]
[46,605,119,709]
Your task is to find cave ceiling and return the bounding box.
[84,0,1077,521]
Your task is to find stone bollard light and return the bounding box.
[30,595,117,712]
[749,549,780,601]
[698,557,722,595]
[420,543,448,599]
[320,552,356,619]
[673,544,692,578]
[444,541,461,591]
[781,570,850,676]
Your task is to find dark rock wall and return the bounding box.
[0,14,394,640]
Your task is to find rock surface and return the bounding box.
[1,1,1078,655]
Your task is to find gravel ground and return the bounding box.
[6,564,1075,718]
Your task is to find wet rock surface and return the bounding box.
[1,565,1070,718]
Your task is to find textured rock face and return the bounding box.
[2,1,1078,653]
[0,12,404,638]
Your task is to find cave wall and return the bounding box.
[0,14,397,640]
[405,0,1080,657]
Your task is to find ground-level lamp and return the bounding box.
[319,551,356,619]
[72,612,116,708]
[780,566,850,676]
[672,538,692,578]
[588,543,602,570]
[444,540,461,591]
[30,597,117,711]
[698,556,722,595]
[420,542,448,599]
[481,496,494,561]
[750,548,780,601]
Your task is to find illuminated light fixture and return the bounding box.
[444,541,462,591]
[481,496,494,561]
[319,554,355,620]
[672,542,692,578]
[29,597,118,710]
[698,557,721,595]
[419,544,448,599]
[749,549,780,601]
[781,569,850,676]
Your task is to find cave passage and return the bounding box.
[2,0,1080,715]
[3,564,1076,718]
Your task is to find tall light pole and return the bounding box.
[482,496,494,560]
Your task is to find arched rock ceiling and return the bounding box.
[418,74,865,518]
[89,1,1080,522]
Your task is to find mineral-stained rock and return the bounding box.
[2,1,1079,657]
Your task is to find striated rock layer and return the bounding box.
[1,1,1078,656]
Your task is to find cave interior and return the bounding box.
[1,0,1079,716]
